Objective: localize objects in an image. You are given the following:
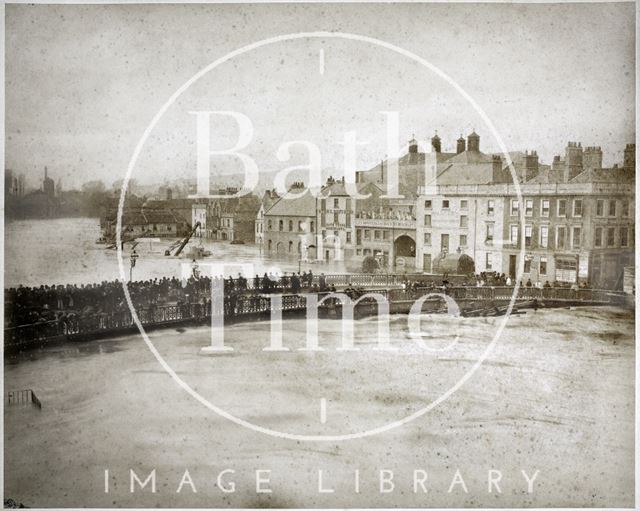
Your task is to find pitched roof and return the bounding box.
[320,180,382,197]
[569,167,634,184]
[444,150,493,165]
[436,163,496,185]
[120,209,186,225]
[526,169,565,184]
[265,190,317,217]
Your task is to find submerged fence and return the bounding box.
[4,285,624,351]
[6,389,42,409]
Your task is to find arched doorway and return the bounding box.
[394,234,416,271]
[394,235,416,257]
[307,244,317,261]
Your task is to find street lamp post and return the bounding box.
[130,249,139,282]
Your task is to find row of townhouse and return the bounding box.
[415,173,635,288]
[260,178,416,266]
[259,132,635,289]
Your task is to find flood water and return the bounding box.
[4,217,348,288]
[4,308,635,507]
[3,219,636,508]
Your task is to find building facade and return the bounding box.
[263,182,317,259]
[255,189,280,248]
[416,167,634,288]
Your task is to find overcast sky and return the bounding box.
[5,2,635,191]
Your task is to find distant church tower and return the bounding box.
[43,166,55,198]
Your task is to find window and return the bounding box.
[487,200,495,216]
[486,223,494,242]
[557,199,566,217]
[310,221,315,232]
[541,199,550,217]
[364,229,371,240]
[374,230,381,240]
[525,225,532,247]
[297,241,301,253]
[346,232,351,243]
[268,240,272,251]
[540,225,549,248]
[595,227,603,247]
[424,214,432,227]
[572,226,581,248]
[441,234,449,252]
[288,241,293,252]
[622,200,630,217]
[460,234,468,246]
[288,220,293,231]
[621,227,629,247]
[573,199,583,217]
[424,232,431,245]
[485,253,492,270]
[424,200,432,209]
[460,215,468,228]
[511,200,519,216]
[524,258,531,274]
[608,200,617,217]
[298,221,303,231]
[356,249,362,255]
[557,226,566,249]
[510,225,519,244]
[333,212,339,224]
[460,200,468,210]
[540,257,547,276]
[442,199,450,210]
[607,227,615,247]
[525,199,533,217]
[279,220,283,231]
[383,230,389,240]
[596,199,604,217]
[333,198,339,208]
[268,219,272,230]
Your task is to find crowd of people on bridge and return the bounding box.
[456,271,592,290]
[4,271,339,328]
[6,268,595,330]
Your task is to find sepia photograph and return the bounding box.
[2,1,636,509]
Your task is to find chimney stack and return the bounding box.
[431,132,441,153]
[467,131,480,152]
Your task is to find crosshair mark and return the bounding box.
[319,48,325,75]
[320,397,327,423]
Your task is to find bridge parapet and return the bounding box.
[4,286,626,353]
